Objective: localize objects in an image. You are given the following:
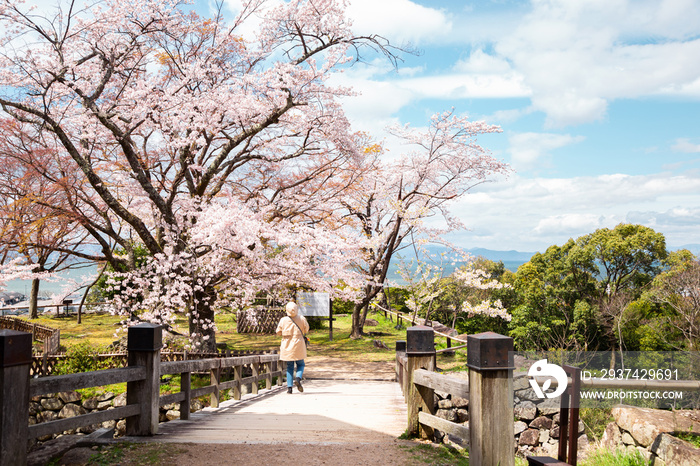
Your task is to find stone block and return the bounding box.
[613,406,700,448]
[651,432,700,466]
[59,403,88,419]
[537,397,560,416]
[58,391,81,403]
[530,415,553,430]
[456,408,469,423]
[438,399,454,409]
[82,397,99,410]
[41,397,64,411]
[515,401,537,421]
[519,428,540,446]
[601,422,621,449]
[451,395,469,409]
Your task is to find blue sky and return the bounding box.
[6,0,700,297]
[15,0,700,255]
[320,0,700,252]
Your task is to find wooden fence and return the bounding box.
[236,308,286,334]
[376,305,468,354]
[0,324,284,466]
[0,302,106,317]
[0,316,60,355]
[29,349,279,377]
[396,327,514,466]
[396,326,700,466]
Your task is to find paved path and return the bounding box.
[152,358,407,445]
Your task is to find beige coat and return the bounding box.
[276,306,309,361]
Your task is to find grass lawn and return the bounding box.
[20,309,469,371]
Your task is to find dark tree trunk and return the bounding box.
[351,283,382,338]
[189,286,218,352]
[29,278,40,319]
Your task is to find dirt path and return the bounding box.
[57,439,460,466]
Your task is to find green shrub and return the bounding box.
[307,316,325,330]
[54,341,116,375]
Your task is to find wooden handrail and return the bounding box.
[30,366,147,397]
[396,329,515,465]
[373,304,468,344]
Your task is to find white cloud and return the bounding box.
[454,49,512,75]
[672,138,700,153]
[508,132,585,169]
[396,74,531,100]
[345,0,452,46]
[491,0,700,126]
[534,213,611,236]
[448,171,700,251]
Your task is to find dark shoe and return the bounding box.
[294,377,304,392]
[287,387,293,394]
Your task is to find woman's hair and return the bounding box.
[285,301,298,316]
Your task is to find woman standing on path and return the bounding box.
[276,301,310,394]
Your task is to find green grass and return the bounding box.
[21,310,470,371]
[675,431,700,448]
[579,447,647,466]
[580,407,614,442]
[401,443,469,465]
[85,443,187,465]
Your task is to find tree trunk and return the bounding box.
[77,263,108,324]
[351,283,382,338]
[189,286,218,352]
[29,278,40,319]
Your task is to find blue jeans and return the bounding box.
[286,360,305,387]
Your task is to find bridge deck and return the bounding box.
[152,357,406,445]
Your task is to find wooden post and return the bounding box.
[210,366,220,408]
[0,330,31,466]
[328,299,334,342]
[126,323,162,436]
[557,365,581,465]
[467,332,514,466]
[265,361,272,390]
[406,326,435,439]
[233,365,242,400]
[251,361,260,394]
[180,371,191,421]
[395,340,406,393]
[277,359,284,387]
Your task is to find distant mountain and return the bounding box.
[387,246,535,283]
[675,244,700,256]
[466,248,536,262]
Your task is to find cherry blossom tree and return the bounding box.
[343,111,510,337]
[0,0,399,350]
[453,264,512,324]
[0,118,94,317]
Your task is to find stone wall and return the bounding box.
[430,372,589,457]
[601,405,700,465]
[29,390,206,445]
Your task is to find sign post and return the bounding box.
[296,292,333,341]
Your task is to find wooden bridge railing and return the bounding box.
[0,324,283,466]
[376,304,468,354]
[0,316,61,355]
[396,326,514,466]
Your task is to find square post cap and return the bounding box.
[0,329,32,367]
[467,331,514,371]
[395,340,406,352]
[406,325,434,355]
[127,323,163,351]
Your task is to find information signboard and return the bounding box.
[296,292,330,317]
